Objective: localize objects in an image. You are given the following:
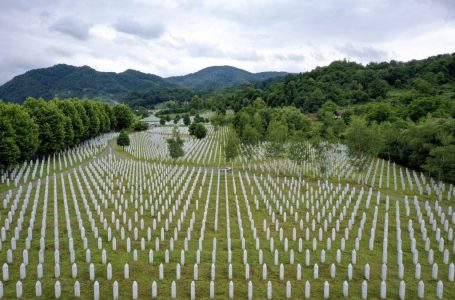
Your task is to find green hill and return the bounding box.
[0,64,177,103]
[0,65,287,104]
[166,65,287,91]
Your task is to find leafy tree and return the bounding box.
[408,97,440,121]
[24,98,66,155]
[413,78,434,95]
[0,116,20,169]
[117,130,130,149]
[345,117,384,181]
[345,117,383,157]
[188,122,197,136]
[192,123,207,139]
[83,101,101,138]
[167,127,185,160]
[241,124,261,146]
[113,104,135,130]
[368,78,390,98]
[423,145,455,182]
[366,102,396,123]
[224,129,241,162]
[304,88,325,112]
[265,119,288,158]
[133,121,149,131]
[160,118,166,125]
[73,101,89,138]
[103,103,117,130]
[0,103,39,160]
[183,114,191,126]
[54,99,83,145]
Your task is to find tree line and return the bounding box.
[0,98,135,170]
[224,97,455,183]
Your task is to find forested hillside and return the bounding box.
[0,65,177,103]
[0,64,286,104]
[192,53,455,182]
[167,65,287,91]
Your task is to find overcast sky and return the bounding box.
[0,0,454,84]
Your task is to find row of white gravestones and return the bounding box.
[2,158,455,297]
[1,158,202,271]
[0,279,448,299]
[125,126,222,164]
[0,132,115,188]
[1,165,454,258]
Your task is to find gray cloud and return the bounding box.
[49,17,92,40]
[0,0,454,84]
[229,50,264,61]
[187,43,224,58]
[114,19,164,39]
[273,53,305,62]
[337,44,390,63]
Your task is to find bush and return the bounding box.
[133,121,149,131]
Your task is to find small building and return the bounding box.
[141,115,161,127]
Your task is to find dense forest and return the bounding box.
[0,98,135,170]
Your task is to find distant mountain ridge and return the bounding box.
[167,65,288,91]
[0,64,287,103]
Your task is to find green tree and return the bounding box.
[413,78,434,95]
[265,119,288,158]
[83,101,101,138]
[167,127,185,161]
[0,103,39,160]
[103,103,117,131]
[408,97,440,121]
[192,123,207,139]
[368,78,390,98]
[73,101,89,139]
[423,145,455,182]
[0,116,20,169]
[117,130,130,149]
[113,104,135,130]
[160,118,166,125]
[54,99,82,145]
[183,114,191,126]
[224,129,241,162]
[24,98,67,155]
[241,124,261,145]
[133,121,149,131]
[345,117,384,180]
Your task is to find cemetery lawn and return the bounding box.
[1,127,454,299]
